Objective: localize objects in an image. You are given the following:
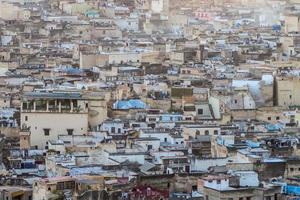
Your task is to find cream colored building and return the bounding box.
[285,14,300,34]
[0,3,31,21]
[21,90,89,149]
[275,76,300,107]
[182,124,220,141]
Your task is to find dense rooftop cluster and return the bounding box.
[1,0,300,199]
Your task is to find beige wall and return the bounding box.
[285,15,300,34]
[79,53,108,69]
[256,108,286,123]
[276,77,300,107]
[88,98,108,128]
[21,112,88,149]
[0,3,31,21]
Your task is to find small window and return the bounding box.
[48,187,51,191]
[67,129,74,135]
[25,116,28,121]
[268,117,271,121]
[44,129,50,136]
[217,180,221,184]
[290,168,294,172]
[276,116,280,120]
[234,99,238,104]
[198,109,203,115]
[290,95,292,99]
[205,130,209,135]
[214,130,218,135]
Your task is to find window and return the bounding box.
[268,117,271,121]
[246,198,251,200]
[290,95,292,99]
[25,116,28,121]
[290,167,294,172]
[214,130,218,135]
[196,130,200,137]
[239,198,243,200]
[149,118,156,122]
[65,181,75,189]
[57,182,64,190]
[44,128,50,136]
[276,116,280,120]
[111,127,115,133]
[118,128,121,134]
[198,109,203,115]
[217,180,221,184]
[234,99,238,104]
[265,196,271,200]
[205,130,209,135]
[67,129,74,135]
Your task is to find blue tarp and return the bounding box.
[283,185,300,196]
[265,123,283,132]
[113,99,146,110]
[246,140,260,148]
[160,114,182,122]
[272,24,281,31]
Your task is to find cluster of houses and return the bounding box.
[1,0,300,199]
